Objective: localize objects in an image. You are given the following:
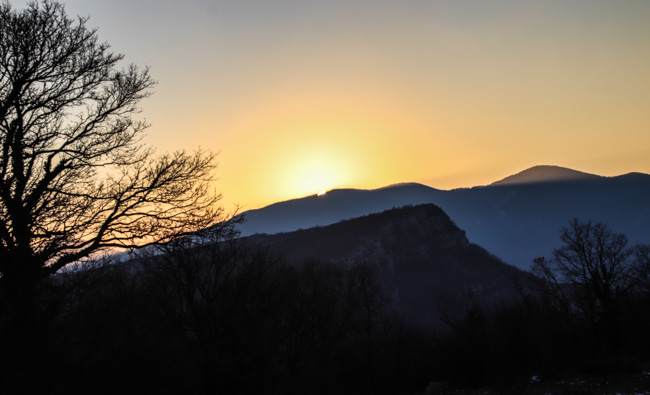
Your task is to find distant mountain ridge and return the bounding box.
[238,166,650,269]
[246,204,529,328]
[490,165,601,186]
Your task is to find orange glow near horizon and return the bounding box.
[213,82,650,209]
[216,97,444,208]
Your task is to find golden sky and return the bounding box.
[13,0,650,210]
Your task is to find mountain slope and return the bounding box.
[239,183,440,235]
[246,204,529,328]
[238,166,650,269]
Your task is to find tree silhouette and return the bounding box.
[633,243,650,296]
[0,1,222,317]
[532,218,634,350]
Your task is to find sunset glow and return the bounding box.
[22,0,650,210]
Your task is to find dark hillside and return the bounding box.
[247,204,531,328]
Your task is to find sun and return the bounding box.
[296,165,336,196]
[240,118,375,203]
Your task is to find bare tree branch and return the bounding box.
[0,1,227,286]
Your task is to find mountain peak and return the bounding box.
[491,165,601,186]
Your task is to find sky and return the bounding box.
[10,0,650,210]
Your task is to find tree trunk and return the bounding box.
[0,262,50,393]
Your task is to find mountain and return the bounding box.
[246,204,530,328]
[490,165,600,186]
[238,166,650,269]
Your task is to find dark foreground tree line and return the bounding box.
[0,217,649,394]
[0,226,432,395]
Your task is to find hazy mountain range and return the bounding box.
[238,165,650,269]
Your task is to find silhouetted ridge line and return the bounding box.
[612,172,650,181]
[490,165,601,186]
[238,165,650,269]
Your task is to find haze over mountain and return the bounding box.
[238,166,650,269]
[490,165,601,186]
[246,204,529,328]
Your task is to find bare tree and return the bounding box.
[633,243,650,296]
[0,1,223,301]
[532,218,634,349]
